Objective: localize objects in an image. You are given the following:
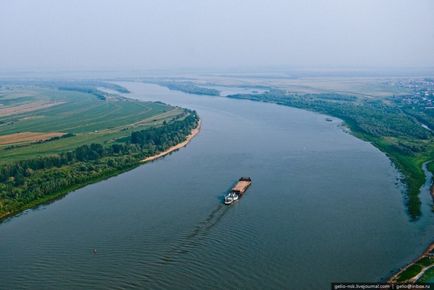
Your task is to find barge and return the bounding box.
[224,177,252,205]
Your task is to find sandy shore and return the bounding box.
[388,242,434,283]
[141,120,201,163]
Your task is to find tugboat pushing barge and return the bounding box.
[224,177,252,205]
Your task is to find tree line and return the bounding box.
[0,111,199,218]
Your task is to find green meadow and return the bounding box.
[0,86,185,163]
[0,83,198,220]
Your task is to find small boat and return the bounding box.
[224,192,238,205]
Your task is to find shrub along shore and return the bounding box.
[227,91,434,220]
[0,111,200,221]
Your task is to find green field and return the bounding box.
[0,85,185,163]
[0,82,199,220]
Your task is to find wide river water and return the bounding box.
[1,82,433,289]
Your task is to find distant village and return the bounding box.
[389,78,434,108]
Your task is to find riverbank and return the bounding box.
[1,119,201,222]
[351,131,430,219]
[388,242,434,283]
[142,120,201,163]
[0,119,200,222]
[0,163,140,222]
[226,92,434,219]
[0,85,200,222]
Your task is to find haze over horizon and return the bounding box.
[1,0,433,72]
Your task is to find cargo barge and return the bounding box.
[224,177,252,205]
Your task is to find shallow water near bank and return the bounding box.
[0,82,433,289]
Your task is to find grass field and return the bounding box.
[0,85,185,163]
[0,82,199,220]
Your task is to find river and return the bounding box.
[0,82,433,289]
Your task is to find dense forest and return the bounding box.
[0,111,199,220]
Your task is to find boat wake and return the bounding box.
[160,204,229,264]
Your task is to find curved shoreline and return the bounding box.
[0,115,201,223]
[142,120,201,163]
[388,242,434,283]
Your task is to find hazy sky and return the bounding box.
[1,0,433,71]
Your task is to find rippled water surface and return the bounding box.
[1,82,433,289]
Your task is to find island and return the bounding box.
[0,81,200,221]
